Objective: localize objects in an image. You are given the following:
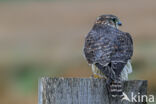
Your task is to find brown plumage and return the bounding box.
[83,14,133,97]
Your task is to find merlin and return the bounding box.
[83,14,133,97]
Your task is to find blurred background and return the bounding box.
[0,0,156,104]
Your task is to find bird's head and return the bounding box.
[95,14,122,28]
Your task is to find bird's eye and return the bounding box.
[112,18,116,22]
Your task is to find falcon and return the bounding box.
[83,14,133,97]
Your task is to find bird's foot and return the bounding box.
[91,74,105,79]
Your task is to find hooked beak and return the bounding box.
[117,21,122,26]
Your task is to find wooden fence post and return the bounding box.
[38,77,147,104]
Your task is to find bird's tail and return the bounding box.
[108,80,123,97]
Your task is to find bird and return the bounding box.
[83,14,133,98]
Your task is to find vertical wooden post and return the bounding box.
[39,77,147,104]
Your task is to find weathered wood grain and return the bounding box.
[39,77,147,104]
